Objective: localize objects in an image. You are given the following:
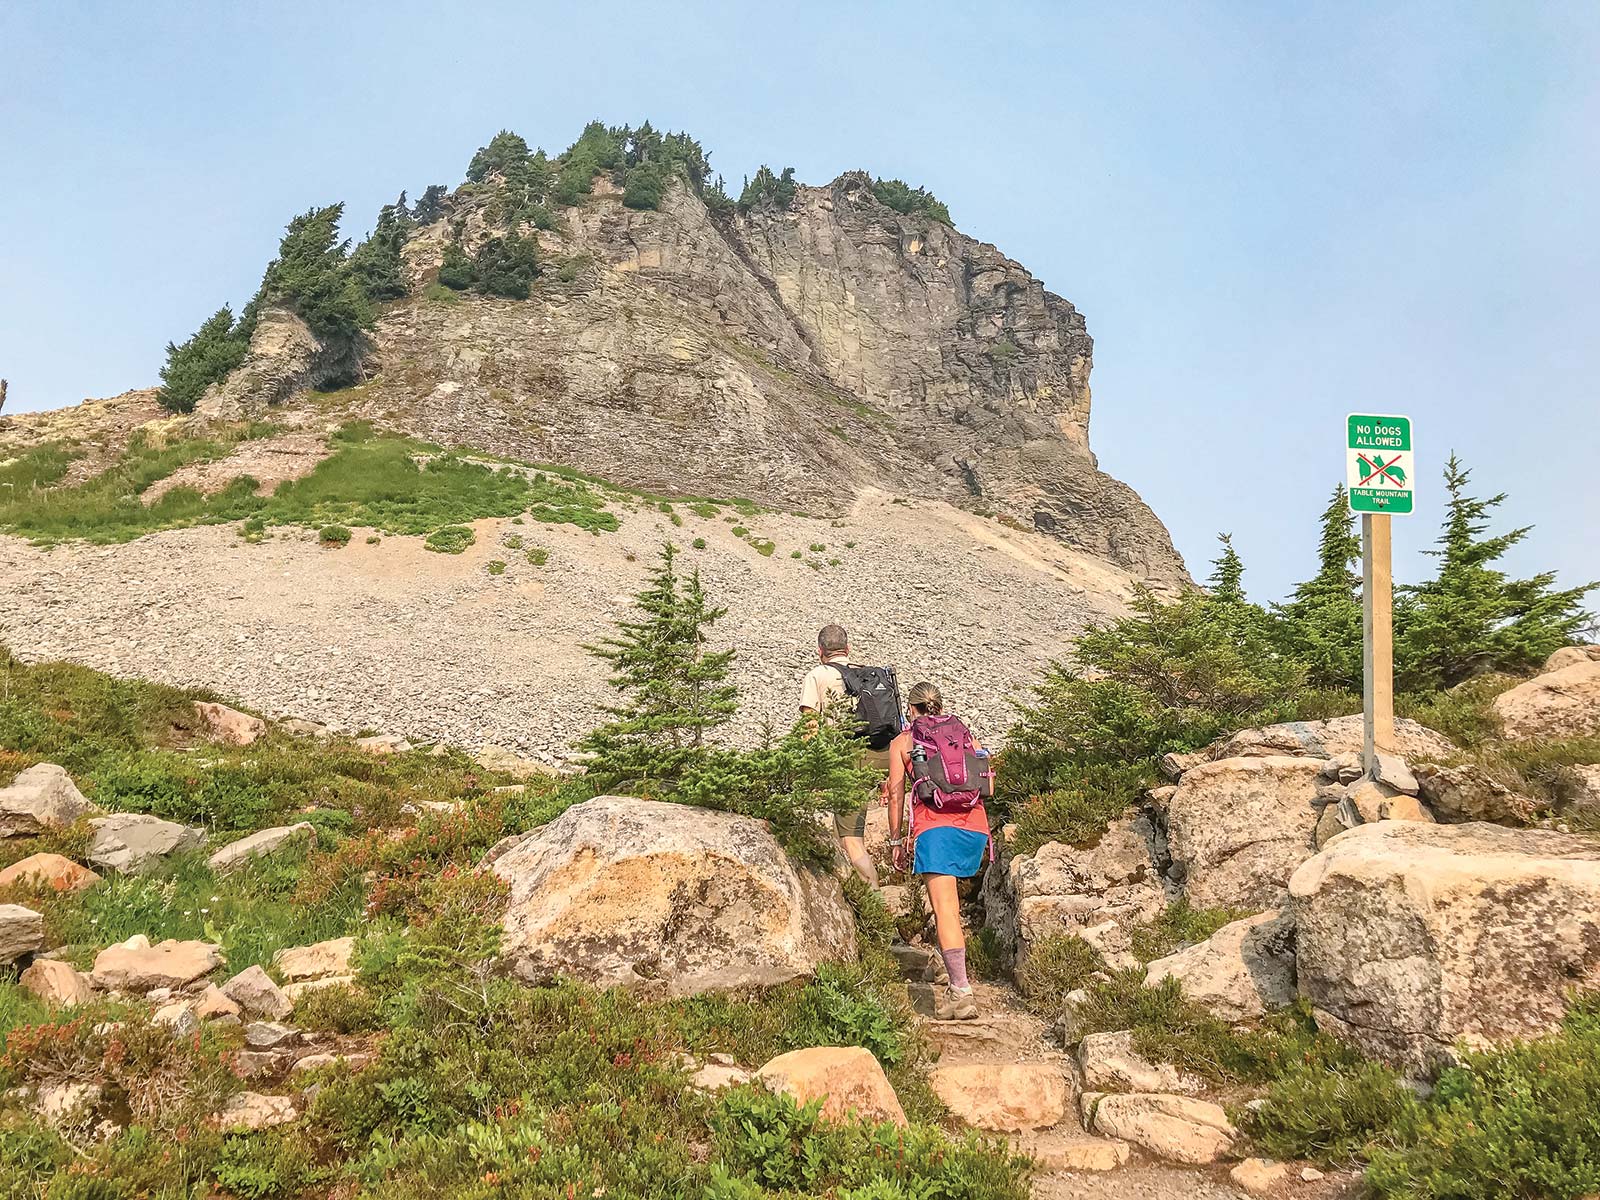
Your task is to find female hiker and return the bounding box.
[886,681,994,1020]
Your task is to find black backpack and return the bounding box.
[826,663,905,750]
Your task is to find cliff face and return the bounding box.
[200,171,1188,589]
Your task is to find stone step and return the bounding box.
[1012,1130,1131,1172]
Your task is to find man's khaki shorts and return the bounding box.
[835,746,892,840]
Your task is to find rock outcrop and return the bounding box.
[1205,715,1456,764]
[1160,756,1327,909]
[1492,660,1600,741]
[491,796,856,995]
[981,815,1166,971]
[199,173,1186,589]
[1082,1092,1236,1165]
[928,1062,1071,1132]
[1290,821,1600,1066]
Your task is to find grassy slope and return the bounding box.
[0,653,1028,1200]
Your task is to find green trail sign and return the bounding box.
[1347,413,1414,514]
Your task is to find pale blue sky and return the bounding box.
[2,1,1595,602]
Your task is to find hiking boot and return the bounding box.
[936,986,979,1021]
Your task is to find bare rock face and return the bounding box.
[1290,821,1600,1067]
[289,176,1189,590]
[87,813,204,874]
[0,852,101,893]
[755,1046,906,1126]
[194,307,361,423]
[1205,715,1456,764]
[929,1062,1071,1131]
[981,815,1166,972]
[1492,660,1600,741]
[491,796,856,995]
[0,764,100,837]
[1143,910,1297,1021]
[1163,756,1327,909]
[1545,645,1600,672]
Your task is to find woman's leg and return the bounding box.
[924,873,973,1000]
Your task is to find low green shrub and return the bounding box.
[1246,1061,1421,1167]
[526,547,548,565]
[1129,898,1253,963]
[1007,761,1154,856]
[318,524,352,546]
[424,525,474,554]
[693,537,707,550]
[1015,934,1102,1013]
[486,559,506,575]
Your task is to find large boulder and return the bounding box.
[1205,715,1455,765]
[1290,821,1600,1067]
[1144,909,1297,1022]
[755,1046,906,1126]
[1163,756,1326,909]
[981,815,1166,971]
[1492,661,1600,741]
[1083,1092,1236,1165]
[0,903,44,964]
[0,853,101,893]
[0,764,99,837]
[194,305,360,422]
[1544,645,1600,673]
[87,814,205,874]
[491,796,856,995]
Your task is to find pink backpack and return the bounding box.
[908,715,993,812]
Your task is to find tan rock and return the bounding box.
[1291,821,1600,1067]
[208,823,315,874]
[192,700,266,747]
[153,1001,200,1037]
[1087,1092,1236,1165]
[220,964,293,1020]
[0,852,101,893]
[1144,910,1296,1021]
[474,744,559,779]
[194,984,242,1021]
[492,796,856,995]
[1545,645,1600,673]
[1379,794,1434,823]
[1414,763,1539,825]
[292,1050,373,1073]
[0,903,44,964]
[0,764,99,837]
[91,937,222,992]
[1165,756,1326,909]
[1208,715,1455,764]
[929,1061,1071,1131]
[689,1063,753,1092]
[355,734,412,756]
[756,1046,906,1126]
[213,1091,298,1130]
[36,1082,101,1127]
[282,974,359,1006]
[20,958,94,1008]
[1231,1157,1292,1194]
[1078,1031,1201,1095]
[1012,1130,1131,1171]
[1346,780,1389,823]
[1493,661,1600,740]
[273,936,355,982]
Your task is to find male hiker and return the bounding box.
[799,624,903,886]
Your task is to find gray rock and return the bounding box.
[0,764,99,837]
[207,823,315,874]
[221,965,293,1021]
[87,814,204,874]
[0,903,44,964]
[244,1021,300,1050]
[1415,763,1538,825]
[1144,909,1297,1021]
[1207,716,1455,764]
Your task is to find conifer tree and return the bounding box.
[1207,533,1247,604]
[156,306,251,414]
[1396,454,1595,690]
[1275,484,1364,690]
[578,542,739,793]
[349,198,412,303]
[412,184,449,225]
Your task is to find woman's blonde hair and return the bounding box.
[907,681,943,715]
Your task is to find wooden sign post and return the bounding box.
[1347,414,1414,777]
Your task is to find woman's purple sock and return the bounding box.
[940,947,969,990]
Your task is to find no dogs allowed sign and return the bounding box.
[1347,414,1414,515]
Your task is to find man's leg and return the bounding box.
[839,834,878,887]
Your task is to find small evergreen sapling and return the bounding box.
[1275,485,1364,691]
[578,542,738,793]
